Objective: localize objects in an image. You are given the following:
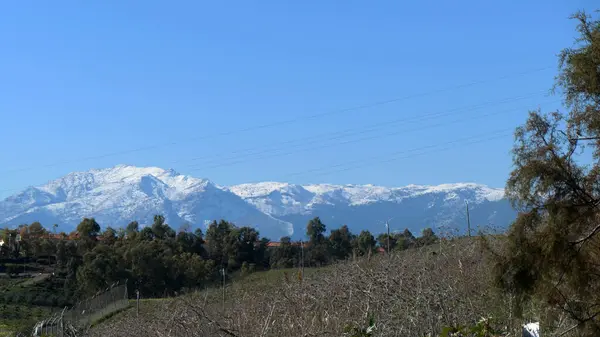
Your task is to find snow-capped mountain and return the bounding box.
[0,165,517,239]
[228,182,516,237]
[0,165,293,239]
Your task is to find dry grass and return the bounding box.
[86,237,538,337]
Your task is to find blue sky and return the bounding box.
[0,1,596,199]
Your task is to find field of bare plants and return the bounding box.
[82,236,576,337]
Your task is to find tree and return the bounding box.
[269,236,299,269]
[492,10,600,335]
[306,217,329,266]
[395,229,416,251]
[102,227,117,245]
[139,227,154,241]
[126,221,139,238]
[76,245,124,294]
[28,222,46,238]
[355,230,376,257]
[376,233,397,252]
[205,220,234,268]
[329,225,355,260]
[307,217,326,244]
[416,227,438,247]
[76,218,101,239]
[151,215,175,240]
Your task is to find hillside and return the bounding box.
[0,165,516,239]
[86,237,563,337]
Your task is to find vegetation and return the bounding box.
[85,238,518,337]
[1,7,598,337]
[1,216,437,301]
[488,9,600,337]
[0,215,438,334]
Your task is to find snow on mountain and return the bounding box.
[0,165,516,240]
[0,165,293,239]
[228,181,514,237]
[228,182,505,215]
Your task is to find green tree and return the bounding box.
[76,245,124,294]
[329,225,355,260]
[306,217,329,266]
[355,230,376,257]
[307,217,326,244]
[139,227,154,241]
[416,227,438,247]
[269,236,299,268]
[205,220,234,268]
[151,214,175,240]
[102,227,117,245]
[394,229,416,251]
[77,218,101,238]
[28,222,46,238]
[376,233,397,252]
[492,10,600,335]
[126,221,139,238]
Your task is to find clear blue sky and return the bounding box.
[0,1,596,199]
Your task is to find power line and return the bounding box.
[0,99,558,195]
[184,98,559,172]
[277,129,515,180]
[173,90,547,167]
[0,65,553,175]
[0,129,513,196]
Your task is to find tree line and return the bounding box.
[0,215,439,305]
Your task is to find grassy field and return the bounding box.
[0,304,53,336]
[0,272,66,336]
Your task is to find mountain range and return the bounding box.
[0,165,516,239]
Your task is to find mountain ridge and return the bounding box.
[0,165,514,239]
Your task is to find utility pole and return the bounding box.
[221,267,226,312]
[136,289,140,317]
[383,217,394,256]
[300,240,304,279]
[386,220,390,255]
[465,200,472,237]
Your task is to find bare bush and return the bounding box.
[86,236,539,337]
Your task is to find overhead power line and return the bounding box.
[0,128,512,196]
[184,98,559,172]
[0,65,553,175]
[0,99,558,195]
[278,128,515,180]
[172,90,547,167]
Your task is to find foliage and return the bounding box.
[0,215,441,312]
[490,9,600,336]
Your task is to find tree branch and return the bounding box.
[573,223,600,244]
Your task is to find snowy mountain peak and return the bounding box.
[0,165,515,239]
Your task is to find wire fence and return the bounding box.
[31,282,129,336]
